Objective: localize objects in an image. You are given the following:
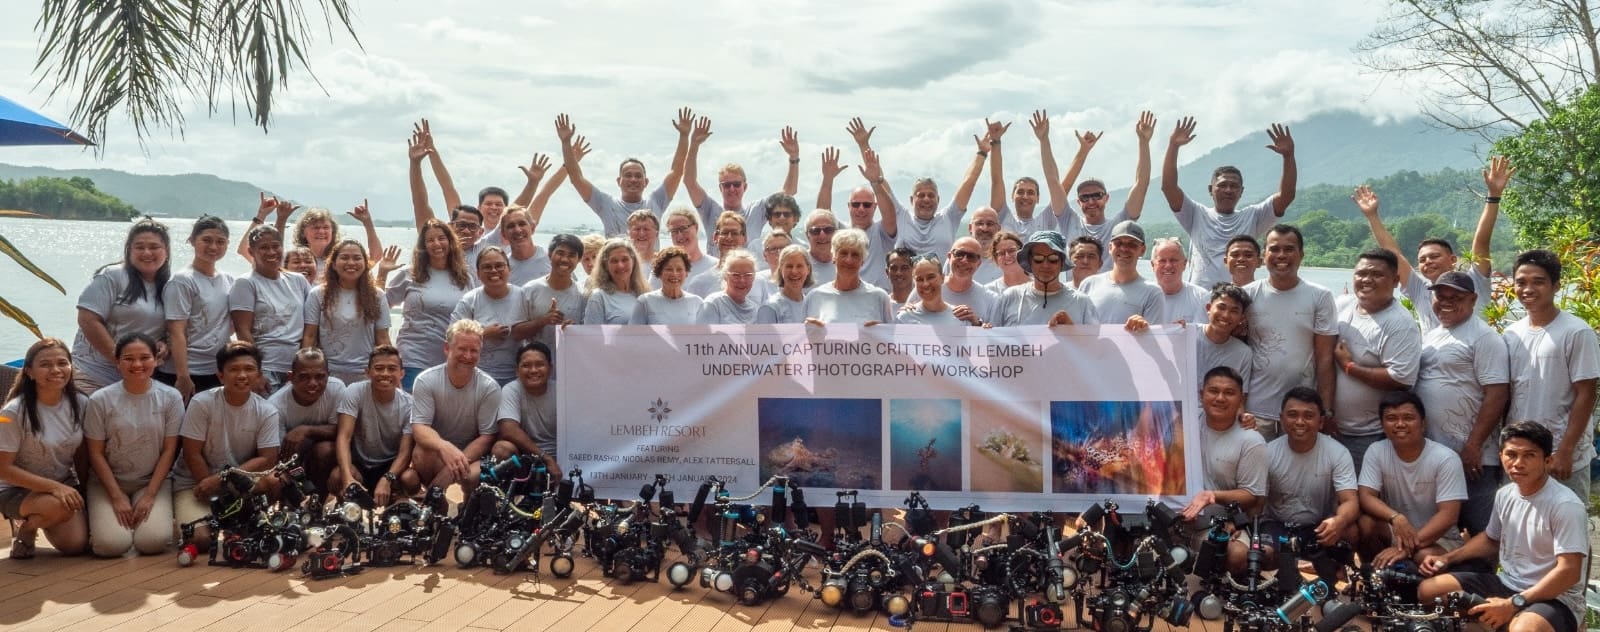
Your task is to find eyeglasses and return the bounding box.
[807,226,837,236]
[716,230,745,237]
[849,201,875,208]
[668,226,693,236]
[1031,255,1064,265]
[1078,192,1107,203]
[996,248,1020,258]
[769,211,797,219]
[719,181,744,190]
[949,250,982,262]
[451,222,482,233]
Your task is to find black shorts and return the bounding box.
[0,486,30,520]
[1447,571,1578,632]
[357,460,398,490]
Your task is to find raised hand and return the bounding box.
[672,107,695,136]
[1075,129,1104,151]
[519,153,552,183]
[691,116,713,145]
[1134,110,1156,142]
[1483,155,1515,196]
[821,147,848,179]
[1350,185,1380,217]
[986,118,1011,145]
[846,117,875,149]
[407,126,432,162]
[543,297,565,325]
[1265,123,1294,156]
[348,198,372,224]
[974,132,992,153]
[274,198,301,222]
[256,192,277,219]
[572,135,592,162]
[858,148,883,182]
[780,125,800,159]
[1030,109,1050,141]
[378,245,403,277]
[554,113,575,143]
[1170,117,1197,147]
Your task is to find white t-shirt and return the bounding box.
[582,289,639,325]
[942,281,998,325]
[335,381,413,467]
[497,382,557,456]
[1486,480,1590,622]
[1403,267,1491,331]
[162,267,235,375]
[970,260,1002,286]
[630,291,704,325]
[695,196,773,259]
[996,201,1059,241]
[1077,272,1165,324]
[451,285,531,383]
[1504,311,1600,467]
[523,276,589,351]
[1244,278,1337,420]
[409,365,500,449]
[892,200,967,256]
[698,292,763,325]
[1358,438,1468,546]
[1265,434,1357,525]
[991,284,1099,327]
[0,395,86,492]
[229,270,312,373]
[1198,331,1255,392]
[586,185,670,237]
[896,303,966,325]
[1416,317,1510,466]
[506,246,552,287]
[1159,283,1211,324]
[386,266,472,370]
[1201,423,1268,497]
[758,293,807,324]
[303,287,391,376]
[808,253,837,287]
[72,266,168,385]
[858,222,896,290]
[268,377,347,433]
[803,282,894,324]
[174,389,281,491]
[1175,195,1278,289]
[84,381,183,487]
[1332,297,1422,436]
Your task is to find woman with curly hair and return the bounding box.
[303,239,392,384]
[0,338,89,559]
[581,239,649,325]
[630,247,705,324]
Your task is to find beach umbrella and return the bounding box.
[0,94,92,147]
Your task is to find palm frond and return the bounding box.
[0,295,44,339]
[0,233,66,295]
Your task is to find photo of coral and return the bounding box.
[887,399,962,491]
[757,398,883,489]
[968,399,1044,493]
[1050,401,1185,495]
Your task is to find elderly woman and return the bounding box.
[582,239,650,324]
[631,247,705,324]
[896,254,966,325]
[802,228,893,325]
[758,244,813,324]
[698,250,764,325]
[73,219,172,395]
[0,339,89,559]
[985,230,1029,292]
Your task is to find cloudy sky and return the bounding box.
[0,0,1422,228]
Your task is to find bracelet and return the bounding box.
[976,151,988,157]
[1486,196,1502,204]
[251,217,265,225]
[788,158,800,164]
[990,139,1001,144]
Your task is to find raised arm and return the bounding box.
[527,139,588,226]
[1031,110,1067,214]
[779,125,800,196]
[1056,129,1100,217]
[660,107,695,201]
[1124,111,1156,220]
[988,118,1007,211]
[1162,117,1196,212]
[349,199,382,269]
[1266,123,1296,215]
[860,149,897,238]
[950,130,993,210]
[1472,156,1514,276]
[683,116,714,207]
[239,193,277,263]
[815,147,848,210]
[422,119,462,212]
[555,114,596,204]
[1352,185,1414,280]
[512,153,551,208]
[409,125,439,231]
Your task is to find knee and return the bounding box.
[491,441,515,460]
[312,441,336,464]
[398,469,421,492]
[92,531,133,558]
[1416,576,1455,602]
[1507,612,1555,632]
[133,530,171,555]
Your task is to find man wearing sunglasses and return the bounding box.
[682,115,801,257]
[803,209,841,286]
[991,231,1099,327]
[818,146,896,290]
[849,116,988,257]
[1054,111,1158,273]
[944,237,999,326]
[1161,117,1297,289]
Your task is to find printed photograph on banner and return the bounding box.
[887,399,962,491]
[758,398,882,489]
[1050,401,1187,496]
[967,399,1044,493]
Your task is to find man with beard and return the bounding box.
[1151,237,1210,324]
[554,111,689,237]
[1244,225,1336,441]
[965,207,1005,285]
[849,116,988,256]
[1332,249,1422,474]
[1162,118,1297,289]
[682,115,800,257]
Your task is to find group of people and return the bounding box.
[1,108,1593,632]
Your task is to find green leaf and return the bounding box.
[0,233,66,295]
[0,295,44,339]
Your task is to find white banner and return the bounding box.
[556,324,1201,512]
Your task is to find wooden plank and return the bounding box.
[0,578,92,627]
[197,600,291,631]
[11,551,195,632]
[528,568,656,632]
[106,594,253,632]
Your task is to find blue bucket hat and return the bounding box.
[1018,230,1068,276]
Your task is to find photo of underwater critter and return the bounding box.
[968,399,1044,493]
[758,398,883,489]
[887,399,962,491]
[1050,400,1185,495]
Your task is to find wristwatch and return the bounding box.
[383,471,399,483]
[1510,593,1528,609]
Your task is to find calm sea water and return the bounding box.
[0,217,1360,361]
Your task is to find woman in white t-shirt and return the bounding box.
[758,244,813,324]
[631,247,705,325]
[304,240,392,384]
[230,225,311,394]
[0,338,89,559]
[896,254,964,325]
[699,250,763,325]
[582,239,649,325]
[986,230,1029,292]
[803,228,893,325]
[382,218,474,390]
[84,333,183,557]
[451,247,532,384]
[72,219,172,395]
[161,215,235,401]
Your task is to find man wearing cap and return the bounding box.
[1151,237,1210,324]
[1161,118,1297,289]
[1413,269,1509,535]
[991,231,1099,327]
[1077,220,1163,327]
[1331,249,1422,474]
[1353,185,1493,330]
[1244,224,1337,441]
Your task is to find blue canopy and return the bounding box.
[0,95,92,147]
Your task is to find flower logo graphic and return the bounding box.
[648,398,672,423]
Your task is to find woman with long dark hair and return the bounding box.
[303,239,391,384]
[0,338,88,558]
[84,333,182,557]
[160,215,233,401]
[72,219,171,395]
[380,218,472,390]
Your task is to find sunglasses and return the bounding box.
[807,226,837,236]
[849,201,875,208]
[1078,192,1107,203]
[769,211,797,219]
[1031,254,1064,265]
[719,181,744,189]
[949,250,982,262]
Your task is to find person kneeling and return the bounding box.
[1356,391,1467,569]
[174,342,283,553]
[491,342,561,476]
[333,345,420,505]
[409,320,499,493]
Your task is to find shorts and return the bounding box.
[1447,572,1578,632]
[0,486,31,520]
[357,460,399,490]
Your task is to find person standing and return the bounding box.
[1161,118,1297,289]
[1243,225,1337,441]
[1331,249,1422,473]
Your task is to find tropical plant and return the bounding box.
[0,211,66,338]
[33,0,361,148]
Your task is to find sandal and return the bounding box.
[9,536,35,560]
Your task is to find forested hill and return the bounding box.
[0,176,138,221]
[0,164,260,220]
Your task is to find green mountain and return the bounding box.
[0,163,264,220]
